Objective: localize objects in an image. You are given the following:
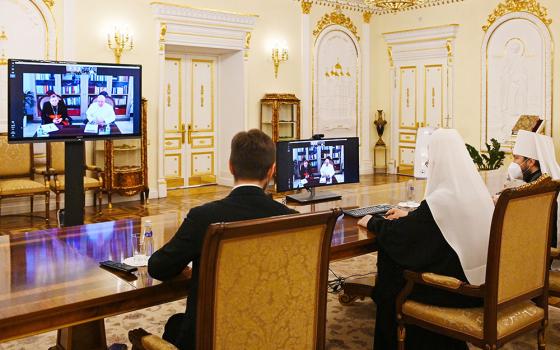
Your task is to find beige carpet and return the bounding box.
[1,253,559,349]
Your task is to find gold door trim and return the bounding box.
[399,132,416,144]
[399,66,417,130]
[191,59,215,132]
[164,152,182,177]
[190,151,215,176]
[191,135,214,149]
[165,57,182,132]
[398,145,415,167]
[164,137,182,150]
[423,64,444,127]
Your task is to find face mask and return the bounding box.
[507,162,523,180]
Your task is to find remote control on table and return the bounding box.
[99,260,138,273]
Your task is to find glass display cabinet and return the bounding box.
[260,93,301,142]
[93,98,148,207]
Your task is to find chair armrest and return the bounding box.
[552,247,560,259]
[403,270,484,297]
[85,164,102,172]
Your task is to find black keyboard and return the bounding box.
[343,204,394,218]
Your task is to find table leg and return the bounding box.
[49,319,107,350]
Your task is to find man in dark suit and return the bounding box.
[144,129,297,349]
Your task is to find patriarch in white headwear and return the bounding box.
[425,129,495,285]
[509,130,542,182]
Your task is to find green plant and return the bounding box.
[465,138,505,170]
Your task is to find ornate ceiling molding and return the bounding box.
[313,7,359,40]
[43,0,54,8]
[301,0,313,14]
[482,0,551,32]
[295,0,464,14]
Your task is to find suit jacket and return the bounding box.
[148,185,297,349]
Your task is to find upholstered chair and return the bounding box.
[129,209,342,350]
[551,247,560,298]
[396,176,560,350]
[0,134,50,221]
[44,142,103,212]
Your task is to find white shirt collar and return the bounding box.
[232,183,263,190]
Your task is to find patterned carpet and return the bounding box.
[1,253,559,350]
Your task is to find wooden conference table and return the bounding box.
[0,174,503,348]
[0,204,377,348]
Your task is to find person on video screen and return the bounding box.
[299,158,313,180]
[320,156,336,183]
[41,91,71,126]
[86,93,116,126]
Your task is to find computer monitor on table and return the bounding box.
[276,137,360,203]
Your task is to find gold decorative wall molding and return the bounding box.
[363,11,372,23]
[482,0,552,32]
[244,32,252,59]
[387,46,394,67]
[313,7,359,41]
[295,0,465,14]
[301,0,313,14]
[43,0,54,8]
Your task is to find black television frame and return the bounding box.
[7,58,142,143]
[276,136,360,203]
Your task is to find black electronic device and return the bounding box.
[99,260,138,273]
[276,137,360,203]
[7,59,142,143]
[343,204,394,218]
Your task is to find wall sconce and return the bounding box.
[271,43,288,79]
[0,28,8,65]
[107,26,133,64]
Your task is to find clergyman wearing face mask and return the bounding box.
[508,130,542,183]
[507,155,541,183]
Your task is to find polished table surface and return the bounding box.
[0,172,505,342]
[0,208,371,342]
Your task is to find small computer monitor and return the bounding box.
[276,137,359,202]
[7,59,142,143]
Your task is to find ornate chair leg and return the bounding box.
[538,322,546,350]
[397,323,406,350]
[97,189,103,214]
[55,192,60,212]
[30,195,34,214]
[45,192,50,222]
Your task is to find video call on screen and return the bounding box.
[8,60,142,142]
[276,138,360,192]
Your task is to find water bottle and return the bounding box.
[406,180,415,202]
[143,219,154,257]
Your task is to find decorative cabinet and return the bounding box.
[93,98,149,207]
[260,93,301,142]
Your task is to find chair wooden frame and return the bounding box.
[396,176,560,350]
[551,247,560,299]
[0,134,50,221]
[43,142,104,212]
[196,209,342,350]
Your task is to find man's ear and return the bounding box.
[229,160,235,176]
[267,163,276,179]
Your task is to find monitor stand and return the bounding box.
[63,141,85,226]
[286,187,341,204]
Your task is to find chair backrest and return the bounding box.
[46,142,65,173]
[0,134,33,178]
[485,176,559,308]
[196,209,341,350]
[38,94,63,115]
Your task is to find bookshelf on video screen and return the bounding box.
[7,59,142,142]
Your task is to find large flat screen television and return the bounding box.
[276,137,360,203]
[7,59,142,142]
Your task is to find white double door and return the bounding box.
[163,55,217,188]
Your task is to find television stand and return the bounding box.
[286,187,341,204]
[64,141,85,226]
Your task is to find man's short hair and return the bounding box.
[230,129,275,180]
